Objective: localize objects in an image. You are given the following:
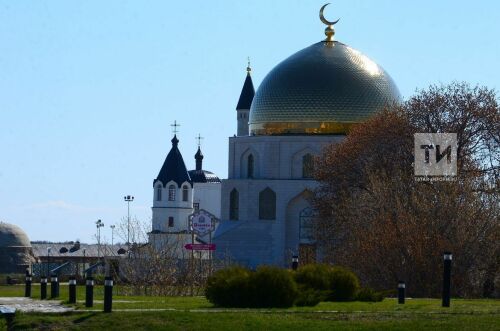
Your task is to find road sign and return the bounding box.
[184,244,216,251]
[189,209,217,236]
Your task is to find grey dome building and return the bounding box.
[214,6,401,268]
[0,222,36,273]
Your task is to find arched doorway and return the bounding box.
[285,190,317,266]
[298,207,317,266]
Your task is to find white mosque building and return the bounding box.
[149,6,400,268]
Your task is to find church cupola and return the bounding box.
[195,147,204,170]
[236,60,255,136]
[154,134,192,188]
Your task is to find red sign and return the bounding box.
[184,244,216,251]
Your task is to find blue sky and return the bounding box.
[0,0,499,243]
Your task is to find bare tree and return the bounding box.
[313,82,500,298]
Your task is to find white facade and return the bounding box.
[152,180,193,233]
[193,182,221,219]
[214,135,345,267]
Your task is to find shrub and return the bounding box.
[205,266,298,308]
[295,264,360,302]
[328,267,360,301]
[356,287,384,302]
[248,266,298,308]
[294,264,331,291]
[205,266,251,307]
[294,288,325,307]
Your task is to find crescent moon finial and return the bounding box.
[319,3,340,44]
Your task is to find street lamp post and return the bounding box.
[47,247,52,277]
[110,225,115,247]
[83,248,86,277]
[96,219,104,260]
[123,195,134,254]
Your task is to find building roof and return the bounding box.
[249,41,401,135]
[0,222,31,248]
[188,169,221,183]
[236,71,255,110]
[189,146,220,183]
[31,243,127,258]
[154,135,192,187]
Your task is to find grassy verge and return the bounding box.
[1,285,499,330]
[6,310,500,331]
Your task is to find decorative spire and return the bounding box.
[246,56,252,75]
[236,62,255,110]
[171,134,179,147]
[319,3,340,43]
[195,133,204,170]
[195,146,204,171]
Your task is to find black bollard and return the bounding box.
[40,277,47,300]
[398,281,405,304]
[291,255,299,271]
[69,276,77,304]
[103,276,113,313]
[25,272,32,297]
[85,276,94,307]
[442,252,452,307]
[50,274,59,298]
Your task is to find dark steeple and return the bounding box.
[154,135,191,187]
[236,63,255,110]
[195,147,204,171]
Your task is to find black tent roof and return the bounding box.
[154,135,192,187]
[236,71,255,110]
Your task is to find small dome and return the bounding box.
[249,41,401,135]
[0,222,31,247]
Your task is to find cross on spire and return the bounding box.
[171,120,180,135]
[196,133,204,147]
[247,56,251,74]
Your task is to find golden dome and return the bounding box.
[249,41,401,135]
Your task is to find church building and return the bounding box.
[149,135,221,249]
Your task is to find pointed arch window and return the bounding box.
[156,186,162,201]
[182,185,189,201]
[259,187,276,220]
[229,189,239,220]
[302,153,315,179]
[168,185,176,201]
[247,154,254,178]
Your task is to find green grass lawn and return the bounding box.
[1,285,500,330]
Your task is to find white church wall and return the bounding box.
[193,182,221,219]
[152,180,193,233]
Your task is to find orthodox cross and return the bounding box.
[196,133,204,147]
[171,120,180,135]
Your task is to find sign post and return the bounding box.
[187,209,218,278]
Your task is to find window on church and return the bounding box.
[247,154,254,178]
[156,186,162,201]
[259,187,276,220]
[193,203,200,212]
[302,153,315,178]
[168,185,176,201]
[168,217,174,227]
[182,185,189,201]
[229,189,239,220]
